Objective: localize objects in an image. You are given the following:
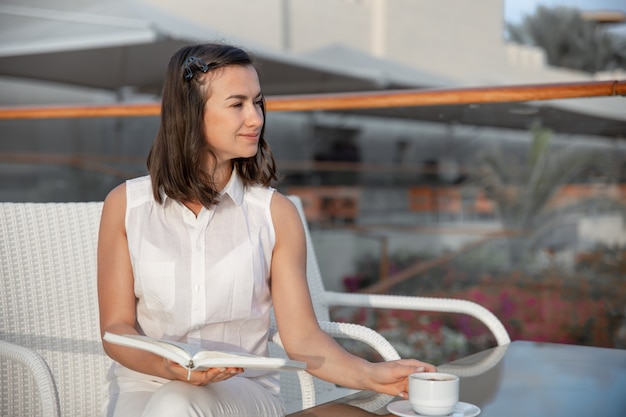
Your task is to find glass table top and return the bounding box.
[287,341,626,417]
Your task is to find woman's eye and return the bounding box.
[254,99,264,107]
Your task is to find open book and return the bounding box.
[103,332,306,378]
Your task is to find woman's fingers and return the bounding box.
[164,359,244,385]
[193,367,244,385]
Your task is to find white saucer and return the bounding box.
[387,400,481,417]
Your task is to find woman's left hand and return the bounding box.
[366,359,437,399]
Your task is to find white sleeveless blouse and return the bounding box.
[110,171,278,392]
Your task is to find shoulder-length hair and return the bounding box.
[147,43,277,207]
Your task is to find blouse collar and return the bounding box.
[220,169,244,206]
[159,169,244,207]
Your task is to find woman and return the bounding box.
[97,43,436,417]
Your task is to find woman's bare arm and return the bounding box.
[269,193,436,399]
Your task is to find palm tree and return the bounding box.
[474,122,613,265]
[506,6,626,73]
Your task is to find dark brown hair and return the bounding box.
[147,43,277,207]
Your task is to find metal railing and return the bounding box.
[0,80,623,119]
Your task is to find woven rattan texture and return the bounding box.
[0,202,111,417]
[0,357,42,416]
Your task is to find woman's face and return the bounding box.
[202,64,264,171]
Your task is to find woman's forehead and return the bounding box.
[202,64,261,98]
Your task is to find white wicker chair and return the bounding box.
[0,197,510,416]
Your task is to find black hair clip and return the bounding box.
[183,56,210,81]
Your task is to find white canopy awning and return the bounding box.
[0,1,426,96]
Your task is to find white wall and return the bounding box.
[288,0,372,53]
[385,0,507,78]
[145,0,285,49]
[141,0,512,77]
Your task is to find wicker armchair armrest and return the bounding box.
[323,292,511,346]
[0,339,60,417]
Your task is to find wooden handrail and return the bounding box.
[0,80,623,120]
[0,103,160,120]
[268,80,626,111]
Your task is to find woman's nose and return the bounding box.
[246,104,263,126]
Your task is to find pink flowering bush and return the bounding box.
[332,247,626,364]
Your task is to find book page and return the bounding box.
[192,350,305,371]
[103,332,306,372]
[103,333,192,366]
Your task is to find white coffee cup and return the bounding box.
[408,372,459,416]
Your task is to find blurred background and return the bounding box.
[1,0,625,364]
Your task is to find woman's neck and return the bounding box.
[211,161,233,192]
[183,201,204,217]
[182,163,233,217]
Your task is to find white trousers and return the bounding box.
[106,377,285,417]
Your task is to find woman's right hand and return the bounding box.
[164,359,244,386]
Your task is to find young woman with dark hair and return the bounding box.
[97,43,435,417]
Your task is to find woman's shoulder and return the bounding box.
[244,183,275,207]
[103,175,154,214]
[269,192,306,247]
[270,192,303,214]
[101,183,127,226]
[269,191,293,209]
[245,185,300,212]
[125,175,152,193]
[125,175,155,207]
[269,192,302,223]
[104,182,126,206]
